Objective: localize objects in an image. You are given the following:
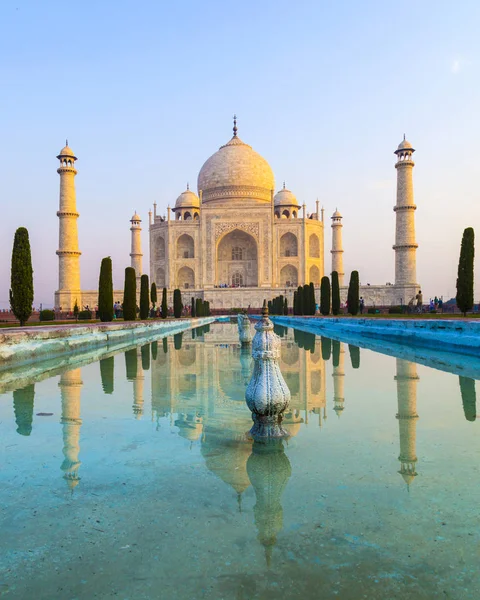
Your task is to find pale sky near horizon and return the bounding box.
[1,0,479,308]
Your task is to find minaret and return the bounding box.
[55,141,81,311]
[332,342,345,416]
[130,212,143,292]
[59,369,83,490]
[331,209,344,287]
[395,359,419,488]
[393,136,418,290]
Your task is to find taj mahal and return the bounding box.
[54,118,419,310]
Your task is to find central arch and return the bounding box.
[216,229,258,287]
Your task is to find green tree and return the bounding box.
[151,282,157,309]
[125,349,137,381]
[456,227,475,316]
[151,341,158,361]
[98,257,114,322]
[174,332,183,350]
[331,271,340,316]
[293,291,298,315]
[191,297,196,317]
[347,271,359,316]
[100,357,114,394]
[196,297,203,317]
[320,276,331,316]
[123,267,137,320]
[10,227,33,326]
[161,287,168,319]
[297,286,304,316]
[268,300,273,314]
[141,344,150,371]
[332,340,340,367]
[205,301,211,316]
[73,299,79,321]
[321,337,331,361]
[140,274,150,320]
[309,282,316,315]
[173,288,183,318]
[284,297,288,315]
[349,344,360,369]
[303,284,311,315]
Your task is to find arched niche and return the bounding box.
[178,266,195,289]
[156,237,165,260]
[281,343,299,366]
[280,264,298,287]
[309,234,320,258]
[177,344,196,367]
[156,267,165,288]
[216,229,258,287]
[280,232,298,257]
[177,234,194,259]
[309,265,320,284]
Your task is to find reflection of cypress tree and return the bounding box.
[13,384,35,436]
[192,328,196,339]
[204,323,210,334]
[141,344,150,371]
[332,340,340,368]
[307,333,316,354]
[174,332,183,350]
[125,349,138,381]
[99,356,114,394]
[151,341,158,361]
[459,376,476,422]
[293,329,303,349]
[294,330,315,353]
[321,337,331,361]
[348,344,360,369]
[163,337,168,354]
[273,324,286,337]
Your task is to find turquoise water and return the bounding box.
[1,322,479,599]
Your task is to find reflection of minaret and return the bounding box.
[247,440,291,567]
[59,369,83,490]
[395,359,419,487]
[13,384,35,436]
[133,348,145,419]
[332,342,345,416]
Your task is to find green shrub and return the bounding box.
[78,310,92,320]
[98,257,114,322]
[39,309,55,321]
[347,271,359,315]
[151,282,157,308]
[388,306,404,314]
[367,307,377,314]
[331,271,340,316]
[320,276,331,316]
[456,227,475,316]
[173,289,182,318]
[161,287,168,319]
[140,274,150,320]
[123,267,137,320]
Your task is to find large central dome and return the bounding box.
[197,127,275,204]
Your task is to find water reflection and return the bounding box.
[13,384,35,436]
[395,359,419,487]
[459,376,477,422]
[59,369,82,490]
[100,356,114,394]
[332,342,345,416]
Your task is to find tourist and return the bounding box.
[438,298,443,313]
[415,290,423,313]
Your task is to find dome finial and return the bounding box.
[283,181,285,190]
[403,133,406,141]
[233,114,238,137]
[187,182,189,190]
[66,138,68,146]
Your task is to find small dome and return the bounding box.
[57,143,77,160]
[175,188,200,209]
[274,186,298,207]
[396,136,414,153]
[332,209,342,218]
[131,212,141,221]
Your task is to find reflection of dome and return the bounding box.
[175,413,203,441]
[202,431,253,495]
[175,188,200,209]
[274,186,298,207]
[197,128,275,203]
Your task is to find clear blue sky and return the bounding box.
[1,0,479,307]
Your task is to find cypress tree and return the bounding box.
[191,297,196,317]
[349,344,360,369]
[347,271,359,316]
[332,340,340,367]
[205,301,210,316]
[297,286,304,316]
[268,300,273,314]
[13,384,35,436]
[320,276,331,316]
[173,288,183,318]
[161,287,168,319]
[100,357,114,394]
[303,284,311,315]
[196,297,203,317]
[140,274,150,320]
[456,227,475,316]
[459,376,476,422]
[151,282,157,308]
[151,341,158,361]
[123,267,137,320]
[10,227,33,326]
[125,348,137,381]
[284,297,288,315]
[98,257,114,322]
[141,344,150,371]
[331,271,340,316]
[293,291,298,315]
[321,336,331,361]
[309,282,316,315]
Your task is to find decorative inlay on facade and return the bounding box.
[214,221,259,241]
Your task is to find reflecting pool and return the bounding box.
[1,322,479,599]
